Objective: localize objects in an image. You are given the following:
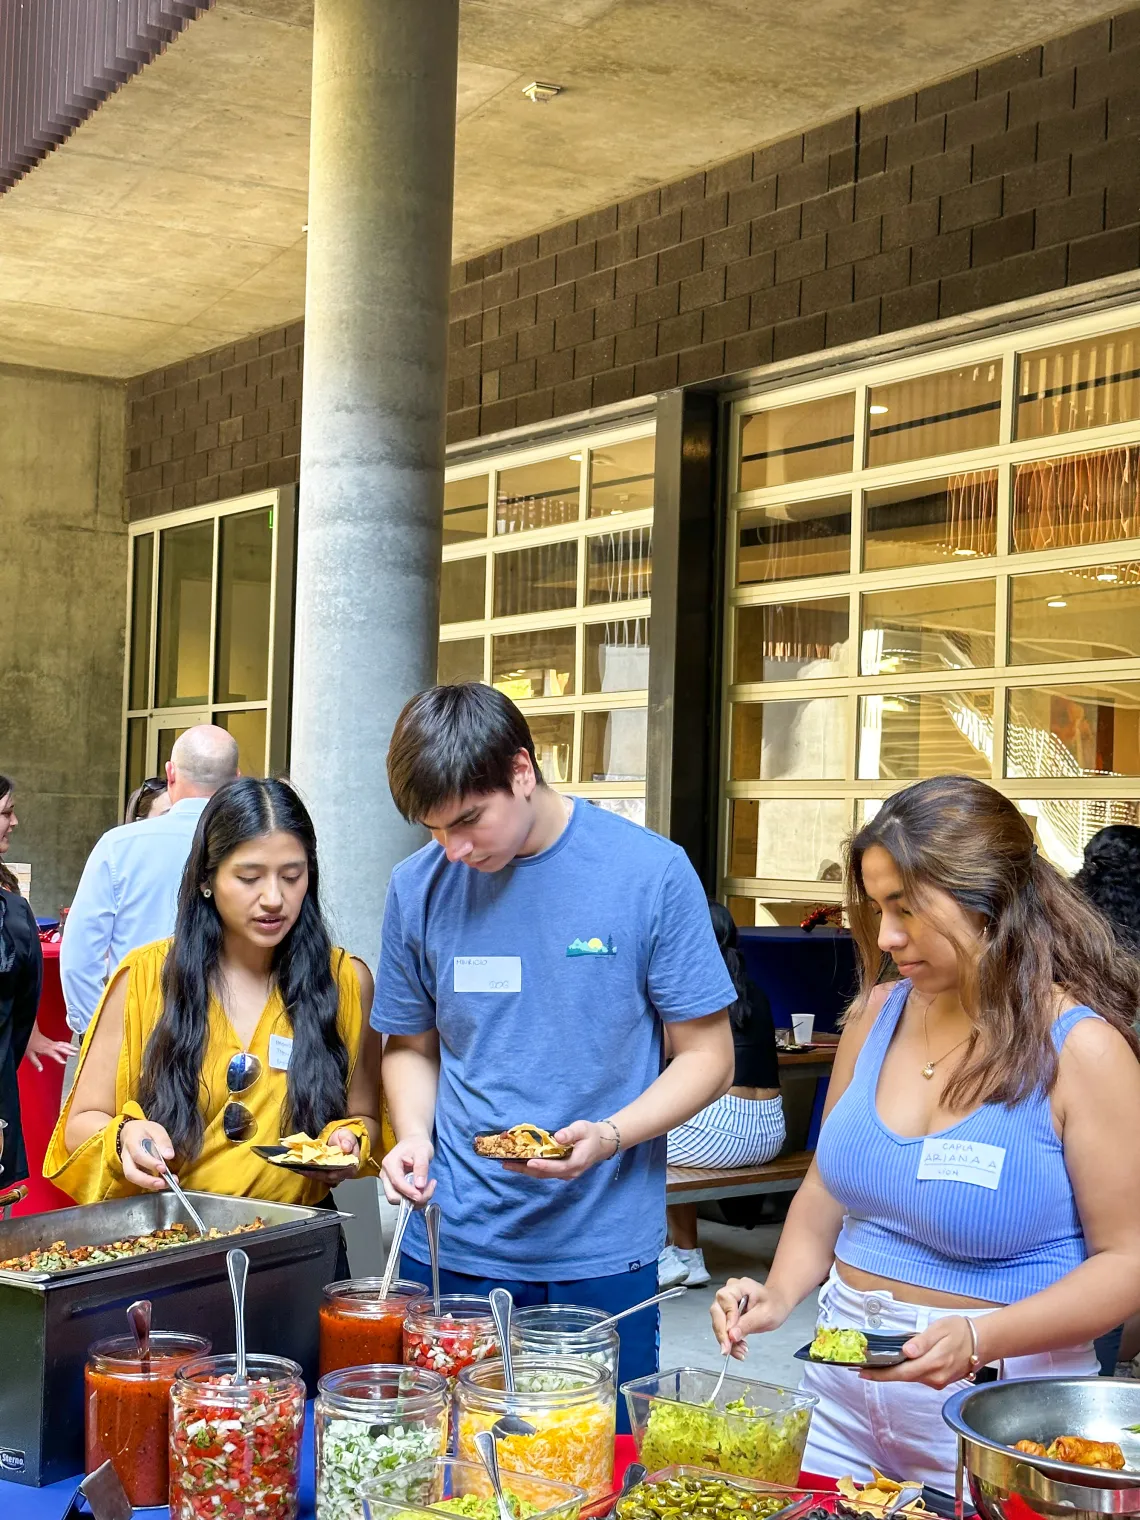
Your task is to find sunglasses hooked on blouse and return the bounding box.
[223,1051,263,1142]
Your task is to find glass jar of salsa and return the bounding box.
[85,1332,211,1508]
[170,1352,305,1520]
[319,1277,427,1377]
[403,1295,498,1384]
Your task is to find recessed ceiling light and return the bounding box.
[1097,571,1119,582]
[869,404,889,415]
[1047,598,1067,608]
[523,81,563,104]
[569,453,582,462]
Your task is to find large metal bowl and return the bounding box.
[943,1379,1140,1520]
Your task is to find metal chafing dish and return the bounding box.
[944,1378,1140,1520]
[0,1190,344,1487]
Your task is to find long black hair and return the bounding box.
[1073,824,1140,954]
[136,778,351,1160]
[709,900,749,1030]
[0,773,18,893]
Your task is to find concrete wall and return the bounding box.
[123,6,1140,519]
[0,365,128,915]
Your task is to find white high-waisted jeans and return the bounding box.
[798,1268,1098,1492]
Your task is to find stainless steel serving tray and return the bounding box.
[0,1190,325,1285]
[0,1190,346,1487]
[944,1378,1140,1520]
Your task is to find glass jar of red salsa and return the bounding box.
[319,1277,427,1377]
[85,1332,211,1508]
[403,1295,498,1384]
[169,1352,305,1520]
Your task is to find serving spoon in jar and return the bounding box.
[378,1196,413,1300]
[425,1201,443,1316]
[127,1298,152,1374]
[474,1429,515,1520]
[227,1248,249,1384]
[591,1286,686,1332]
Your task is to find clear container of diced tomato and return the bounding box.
[169,1352,305,1520]
[403,1296,498,1384]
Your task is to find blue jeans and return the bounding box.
[402,1254,659,1433]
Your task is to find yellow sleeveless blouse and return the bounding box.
[45,939,384,1207]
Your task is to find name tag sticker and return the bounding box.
[453,956,522,994]
[917,1136,1005,1190]
[268,1034,293,1071]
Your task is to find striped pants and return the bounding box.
[667,1092,786,1168]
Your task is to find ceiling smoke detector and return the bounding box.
[523,81,563,104]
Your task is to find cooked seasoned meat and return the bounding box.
[472,1124,572,1160]
[0,1219,264,1274]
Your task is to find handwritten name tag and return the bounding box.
[453,956,522,994]
[268,1034,293,1071]
[916,1136,1006,1190]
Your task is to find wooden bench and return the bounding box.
[666,1150,813,1205]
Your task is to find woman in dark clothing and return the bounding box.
[660,901,785,1287]
[1074,823,1140,1374]
[0,775,43,1190]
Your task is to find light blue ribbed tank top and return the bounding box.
[815,981,1095,1303]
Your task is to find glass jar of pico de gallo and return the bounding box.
[314,1364,449,1520]
[85,1332,211,1508]
[403,1295,498,1384]
[319,1277,428,1377]
[169,1352,305,1520]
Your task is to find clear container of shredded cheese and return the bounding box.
[314,1364,449,1520]
[511,1305,619,1390]
[454,1355,615,1503]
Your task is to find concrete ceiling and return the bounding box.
[0,0,1117,379]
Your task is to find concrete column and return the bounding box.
[291,0,459,960]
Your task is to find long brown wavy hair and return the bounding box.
[847,776,1140,1108]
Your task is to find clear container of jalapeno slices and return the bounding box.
[315,1365,449,1520]
[169,1353,305,1520]
[358,1454,586,1520]
[511,1306,619,1390]
[403,1296,498,1384]
[612,1465,817,1520]
[455,1355,615,1503]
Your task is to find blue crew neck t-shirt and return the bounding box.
[372,799,736,1280]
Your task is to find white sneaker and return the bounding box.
[676,1247,711,1287]
[657,1243,688,1288]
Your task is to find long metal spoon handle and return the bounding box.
[710,1292,749,1403]
[127,1299,152,1365]
[425,1202,442,1316]
[378,1196,412,1300]
[489,1287,516,1393]
[591,1285,686,1332]
[227,1248,249,1382]
[473,1429,514,1520]
[141,1137,208,1236]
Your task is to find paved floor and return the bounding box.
[659,1217,818,1389]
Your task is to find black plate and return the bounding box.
[794,1332,910,1369]
[251,1144,357,1176]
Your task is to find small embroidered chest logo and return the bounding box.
[566,935,617,957]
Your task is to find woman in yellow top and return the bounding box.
[47,777,382,1206]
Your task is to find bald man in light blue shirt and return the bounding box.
[61,726,239,1035]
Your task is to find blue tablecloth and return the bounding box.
[738,926,857,1034]
[2,1402,319,1519]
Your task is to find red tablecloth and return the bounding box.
[13,940,71,1215]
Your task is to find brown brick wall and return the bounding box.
[126,8,1140,520]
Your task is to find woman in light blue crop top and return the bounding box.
[711,777,1140,1490]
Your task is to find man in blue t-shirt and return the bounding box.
[373,683,735,1400]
